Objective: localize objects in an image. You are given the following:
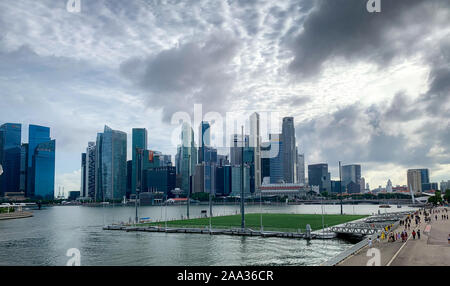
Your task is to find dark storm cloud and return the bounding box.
[288,0,449,77]
[296,95,450,170]
[120,32,240,122]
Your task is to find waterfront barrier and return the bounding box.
[0,211,33,220]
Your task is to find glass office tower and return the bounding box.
[33,140,56,199]
[131,128,147,196]
[0,123,22,196]
[27,125,51,197]
[100,126,127,201]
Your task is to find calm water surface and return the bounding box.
[0,204,417,266]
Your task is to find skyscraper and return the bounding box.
[99,126,127,201]
[230,134,249,166]
[0,123,22,196]
[308,163,330,193]
[342,164,361,193]
[32,140,56,198]
[81,152,87,197]
[296,148,305,184]
[269,134,283,184]
[180,122,197,194]
[198,121,210,164]
[250,112,261,191]
[282,117,296,183]
[407,169,422,194]
[132,128,147,196]
[85,142,96,198]
[27,125,51,197]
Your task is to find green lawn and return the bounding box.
[142,213,367,232]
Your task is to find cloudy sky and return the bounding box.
[0,0,449,195]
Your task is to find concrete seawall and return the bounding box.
[0,211,33,220]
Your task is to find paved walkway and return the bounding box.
[339,207,449,266]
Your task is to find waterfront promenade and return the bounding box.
[339,207,449,266]
[0,211,33,220]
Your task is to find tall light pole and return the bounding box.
[187,153,191,219]
[135,148,143,224]
[241,125,245,230]
[339,161,343,215]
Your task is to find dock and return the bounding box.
[103,225,337,240]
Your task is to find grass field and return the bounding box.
[142,213,368,232]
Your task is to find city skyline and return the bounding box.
[1,0,449,196]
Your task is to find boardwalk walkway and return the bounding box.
[338,207,449,266]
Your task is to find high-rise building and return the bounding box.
[131,128,147,195]
[440,180,450,192]
[407,169,422,194]
[342,164,361,193]
[0,123,22,197]
[250,112,261,192]
[261,142,270,182]
[32,140,56,198]
[230,134,249,166]
[308,163,331,193]
[19,143,28,193]
[27,125,51,197]
[215,165,232,196]
[198,121,210,164]
[95,132,103,200]
[180,122,197,195]
[269,134,283,184]
[296,148,305,184]
[98,126,127,201]
[231,165,251,197]
[85,142,96,198]
[144,166,176,196]
[81,152,87,197]
[282,117,296,183]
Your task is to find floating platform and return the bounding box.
[103,225,337,240]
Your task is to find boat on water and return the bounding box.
[379,205,391,208]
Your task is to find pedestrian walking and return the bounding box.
[412,230,416,239]
[368,237,372,247]
[417,229,421,239]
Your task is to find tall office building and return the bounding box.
[342,164,361,193]
[19,143,28,193]
[27,125,51,197]
[85,142,96,198]
[95,132,103,200]
[230,134,249,166]
[198,121,210,164]
[407,169,422,194]
[250,113,261,192]
[296,148,305,184]
[81,153,87,197]
[32,139,56,198]
[231,165,251,197]
[131,128,147,196]
[282,117,296,183]
[0,123,22,196]
[180,122,197,194]
[269,134,283,184]
[98,126,127,201]
[308,163,331,193]
[261,142,271,181]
